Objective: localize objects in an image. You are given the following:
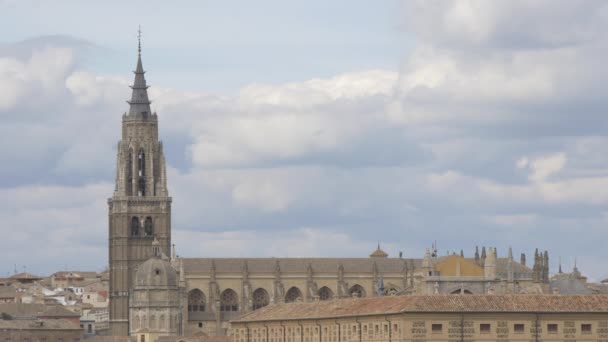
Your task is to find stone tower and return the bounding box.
[108,33,172,336]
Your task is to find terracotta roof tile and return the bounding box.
[0,318,79,330]
[233,295,608,323]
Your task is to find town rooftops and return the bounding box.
[10,272,43,281]
[0,303,78,320]
[0,287,16,299]
[233,294,608,323]
[40,305,80,318]
[0,318,80,331]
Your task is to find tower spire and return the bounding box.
[127,26,152,118]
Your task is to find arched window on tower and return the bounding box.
[220,289,239,312]
[138,149,146,196]
[127,149,133,196]
[252,288,269,310]
[131,217,140,237]
[188,289,206,312]
[144,217,153,237]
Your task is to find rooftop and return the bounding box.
[0,318,80,331]
[233,294,608,323]
[10,272,43,281]
[182,257,531,275]
[0,303,78,319]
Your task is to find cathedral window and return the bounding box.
[285,287,303,303]
[138,149,146,177]
[144,217,153,236]
[127,149,134,196]
[348,284,365,298]
[318,286,333,300]
[188,289,206,312]
[138,149,146,196]
[138,177,146,196]
[220,289,239,312]
[131,217,140,237]
[252,288,269,310]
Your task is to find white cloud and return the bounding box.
[0,47,74,112]
[232,178,291,212]
[528,153,567,182]
[173,227,392,258]
[405,0,607,48]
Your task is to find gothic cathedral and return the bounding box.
[107,37,549,339]
[108,40,172,336]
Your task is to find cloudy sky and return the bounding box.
[1,0,608,281]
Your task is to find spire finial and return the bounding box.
[138,25,142,56]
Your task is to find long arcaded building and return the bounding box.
[230,294,608,342]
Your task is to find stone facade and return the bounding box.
[179,248,546,337]
[130,240,184,341]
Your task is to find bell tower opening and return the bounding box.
[138,149,146,196]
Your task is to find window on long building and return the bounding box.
[480,323,491,333]
[547,323,558,334]
[432,324,443,333]
[582,323,592,334]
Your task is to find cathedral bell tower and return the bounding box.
[108,30,172,336]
